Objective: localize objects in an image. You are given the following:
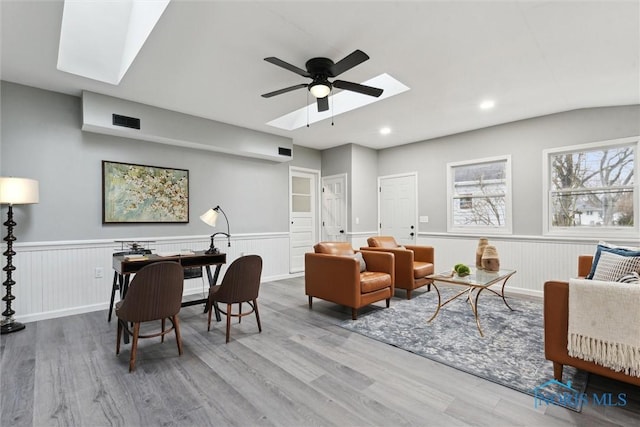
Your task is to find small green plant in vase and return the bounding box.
[453,263,471,277]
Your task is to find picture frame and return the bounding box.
[102,160,189,224]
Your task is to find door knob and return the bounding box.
[410,225,415,229]
[339,230,345,234]
[410,232,415,237]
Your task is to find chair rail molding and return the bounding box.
[417,233,601,298]
[2,233,290,323]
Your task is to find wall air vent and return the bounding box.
[278,147,292,157]
[112,114,141,129]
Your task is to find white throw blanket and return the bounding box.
[567,278,640,377]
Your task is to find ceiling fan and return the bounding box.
[261,49,384,112]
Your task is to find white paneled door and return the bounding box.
[321,174,347,242]
[290,168,319,273]
[378,173,418,245]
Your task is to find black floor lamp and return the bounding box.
[0,177,39,334]
[200,205,231,254]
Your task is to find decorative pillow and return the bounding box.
[598,240,640,251]
[586,243,640,279]
[591,251,640,281]
[353,252,367,272]
[617,272,640,284]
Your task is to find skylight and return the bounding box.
[57,0,170,84]
[266,73,410,131]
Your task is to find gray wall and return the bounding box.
[321,143,379,234]
[0,81,321,242]
[351,144,378,233]
[3,80,637,243]
[378,105,640,235]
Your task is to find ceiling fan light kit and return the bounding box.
[309,81,331,98]
[262,49,384,112]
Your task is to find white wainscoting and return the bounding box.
[346,231,378,250]
[6,233,290,323]
[417,234,601,298]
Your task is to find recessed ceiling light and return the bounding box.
[479,99,496,110]
[380,127,391,135]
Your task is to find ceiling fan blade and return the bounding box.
[317,96,329,112]
[264,57,310,77]
[261,83,308,98]
[333,80,383,97]
[328,50,369,77]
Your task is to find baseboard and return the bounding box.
[14,272,305,324]
[504,286,543,300]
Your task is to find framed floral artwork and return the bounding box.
[102,160,189,223]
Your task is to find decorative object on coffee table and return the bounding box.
[0,177,39,334]
[476,238,489,268]
[453,263,471,277]
[482,245,500,271]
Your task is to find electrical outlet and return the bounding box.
[94,267,104,278]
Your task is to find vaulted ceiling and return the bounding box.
[1,0,638,150]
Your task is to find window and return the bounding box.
[447,156,512,234]
[543,137,638,237]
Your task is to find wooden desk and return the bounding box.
[108,251,227,322]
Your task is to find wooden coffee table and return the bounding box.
[426,267,516,337]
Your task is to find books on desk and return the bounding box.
[156,250,195,257]
[124,254,149,261]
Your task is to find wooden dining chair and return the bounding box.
[206,255,263,343]
[116,261,184,372]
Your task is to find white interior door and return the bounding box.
[379,173,418,245]
[290,168,319,273]
[322,174,347,241]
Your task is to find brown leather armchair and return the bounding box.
[364,236,434,299]
[305,242,394,320]
[544,255,640,386]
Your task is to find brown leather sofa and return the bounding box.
[364,236,434,299]
[305,242,394,320]
[544,255,640,386]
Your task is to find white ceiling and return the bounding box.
[1,0,639,151]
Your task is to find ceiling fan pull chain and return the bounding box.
[331,95,334,126]
[306,90,310,127]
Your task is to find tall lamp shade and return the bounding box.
[0,178,39,204]
[0,177,39,334]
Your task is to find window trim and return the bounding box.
[447,155,513,235]
[542,136,639,238]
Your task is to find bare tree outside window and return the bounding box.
[448,157,511,233]
[549,144,635,229]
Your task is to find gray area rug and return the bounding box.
[340,287,588,411]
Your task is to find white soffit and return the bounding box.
[57,0,170,85]
[267,73,410,131]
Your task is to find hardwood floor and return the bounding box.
[1,276,639,426]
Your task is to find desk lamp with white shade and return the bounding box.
[200,205,231,254]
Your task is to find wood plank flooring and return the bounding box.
[1,276,639,426]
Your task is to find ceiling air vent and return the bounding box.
[112,114,141,130]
